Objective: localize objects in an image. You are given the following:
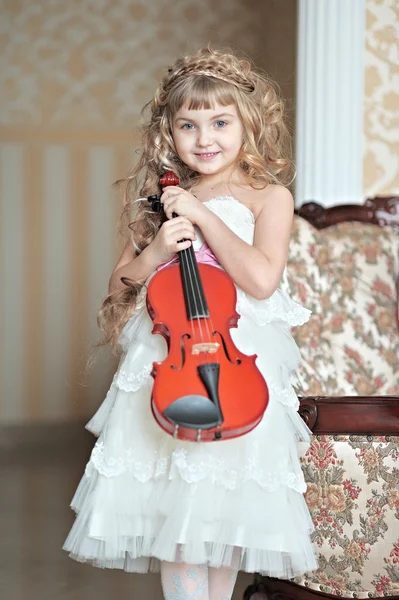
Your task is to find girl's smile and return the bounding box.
[194,151,220,160]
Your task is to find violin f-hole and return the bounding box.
[212,331,241,365]
[170,333,190,371]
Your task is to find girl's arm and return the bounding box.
[108,216,196,294]
[108,240,159,294]
[197,186,294,300]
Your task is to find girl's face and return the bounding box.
[172,102,244,180]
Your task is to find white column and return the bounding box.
[295,0,366,207]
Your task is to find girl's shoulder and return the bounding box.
[238,184,293,221]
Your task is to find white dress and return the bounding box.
[63,197,318,578]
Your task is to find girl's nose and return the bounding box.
[196,130,212,147]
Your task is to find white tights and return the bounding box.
[160,551,240,600]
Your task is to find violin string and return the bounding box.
[166,183,216,364]
[179,248,196,347]
[184,246,218,364]
[180,247,209,358]
[180,246,205,336]
[185,249,211,370]
[189,249,221,365]
[189,248,220,362]
[185,248,211,330]
[168,204,197,348]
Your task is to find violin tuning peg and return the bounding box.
[147,194,162,212]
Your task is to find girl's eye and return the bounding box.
[215,120,227,128]
[182,123,194,130]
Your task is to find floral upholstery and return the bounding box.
[287,217,399,396]
[284,216,399,597]
[287,217,336,396]
[296,435,399,598]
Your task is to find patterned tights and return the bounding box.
[160,561,239,600]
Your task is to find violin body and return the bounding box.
[147,262,269,442]
[145,170,269,442]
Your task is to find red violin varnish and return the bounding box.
[146,171,269,442]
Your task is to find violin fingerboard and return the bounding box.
[179,247,210,319]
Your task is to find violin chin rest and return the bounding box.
[163,395,223,430]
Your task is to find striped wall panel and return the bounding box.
[0,141,133,424]
[1,145,27,423]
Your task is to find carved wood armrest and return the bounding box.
[295,196,399,230]
[298,396,399,435]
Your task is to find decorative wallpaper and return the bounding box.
[363,0,399,196]
[0,0,294,128]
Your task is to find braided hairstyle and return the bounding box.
[97,46,294,353]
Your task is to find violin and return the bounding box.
[146,171,269,442]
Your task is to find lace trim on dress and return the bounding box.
[115,363,152,392]
[113,364,299,411]
[268,381,299,410]
[87,441,306,493]
[236,288,311,327]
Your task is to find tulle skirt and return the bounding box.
[63,287,318,578]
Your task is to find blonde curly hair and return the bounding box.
[97,46,294,353]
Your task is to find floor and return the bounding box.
[0,424,254,600]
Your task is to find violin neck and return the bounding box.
[179,246,210,320]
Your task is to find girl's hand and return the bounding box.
[150,216,197,264]
[161,186,206,224]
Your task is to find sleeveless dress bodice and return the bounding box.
[195,197,311,327]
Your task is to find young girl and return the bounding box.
[63,46,317,599]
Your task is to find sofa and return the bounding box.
[244,197,399,600]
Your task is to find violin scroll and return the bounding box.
[147,170,179,213]
[160,171,179,187]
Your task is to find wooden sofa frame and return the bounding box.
[243,196,399,600]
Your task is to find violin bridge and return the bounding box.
[191,342,220,355]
